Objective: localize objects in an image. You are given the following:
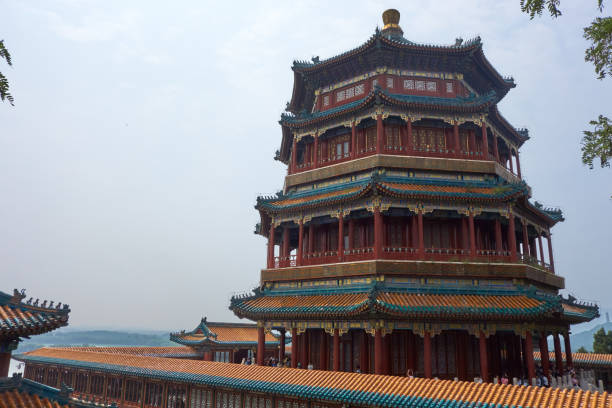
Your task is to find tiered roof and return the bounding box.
[256,171,562,227]
[0,375,102,408]
[534,352,612,369]
[55,346,200,359]
[0,290,69,345]
[231,281,597,323]
[287,29,514,115]
[170,318,279,348]
[17,348,612,408]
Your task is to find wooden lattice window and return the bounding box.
[365,127,376,151]
[46,368,58,387]
[125,379,142,403]
[145,382,164,407]
[190,387,213,408]
[107,377,122,399]
[167,384,187,408]
[385,126,401,148]
[74,371,88,393]
[90,374,104,396]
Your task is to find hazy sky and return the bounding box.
[1,0,611,332]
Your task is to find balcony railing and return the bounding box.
[271,247,552,272]
[291,147,494,175]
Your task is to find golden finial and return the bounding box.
[382,9,401,30]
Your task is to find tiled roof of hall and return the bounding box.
[534,351,612,369]
[169,317,280,347]
[230,281,566,321]
[55,346,201,359]
[0,374,107,408]
[0,289,69,343]
[280,88,498,128]
[287,20,516,115]
[255,172,529,213]
[17,348,612,408]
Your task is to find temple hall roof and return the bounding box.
[535,351,612,369]
[231,281,597,323]
[16,347,612,408]
[287,11,515,115]
[0,375,103,408]
[55,346,200,359]
[170,318,279,347]
[0,289,69,344]
[256,172,530,212]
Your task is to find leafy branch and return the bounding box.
[0,39,14,105]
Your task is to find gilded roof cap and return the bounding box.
[382,9,400,28]
[381,9,404,39]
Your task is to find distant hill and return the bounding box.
[550,322,612,352]
[15,328,174,353]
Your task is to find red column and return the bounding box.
[515,150,522,178]
[320,331,328,370]
[291,138,297,174]
[492,135,499,162]
[333,329,340,371]
[313,134,319,169]
[547,232,555,272]
[338,213,344,262]
[453,122,460,154]
[360,331,369,373]
[297,220,304,266]
[376,114,383,154]
[509,153,514,173]
[540,332,550,379]
[301,330,309,368]
[308,223,314,259]
[468,212,476,257]
[383,334,390,375]
[0,351,11,377]
[469,130,477,157]
[538,235,545,266]
[508,213,517,262]
[522,220,530,258]
[267,222,275,268]
[203,351,213,361]
[374,207,383,259]
[291,328,298,368]
[257,326,265,365]
[417,211,424,257]
[348,219,354,251]
[279,329,286,362]
[406,118,413,153]
[461,218,469,250]
[564,332,573,369]
[479,332,489,382]
[282,226,290,266]
[553,333,564,374]
[494,219,503,253]
[424,331,432,378]
[351,122,356,159]
[374,329,383,374]
[481,122,489,160]
[525,331,535,381]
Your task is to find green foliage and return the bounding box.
[582,115,612,168]
[592,327,612,353]
[520,0,562,18]
[0,39,14,105]
[576,346,590,353]
[584,17,612,79]
[520,1,611,182]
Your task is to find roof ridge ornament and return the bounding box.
[381,9,404,40]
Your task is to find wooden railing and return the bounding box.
[271,247,552,272]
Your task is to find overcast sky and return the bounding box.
[1,0,611,332]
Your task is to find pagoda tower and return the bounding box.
[231,10,598,382]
